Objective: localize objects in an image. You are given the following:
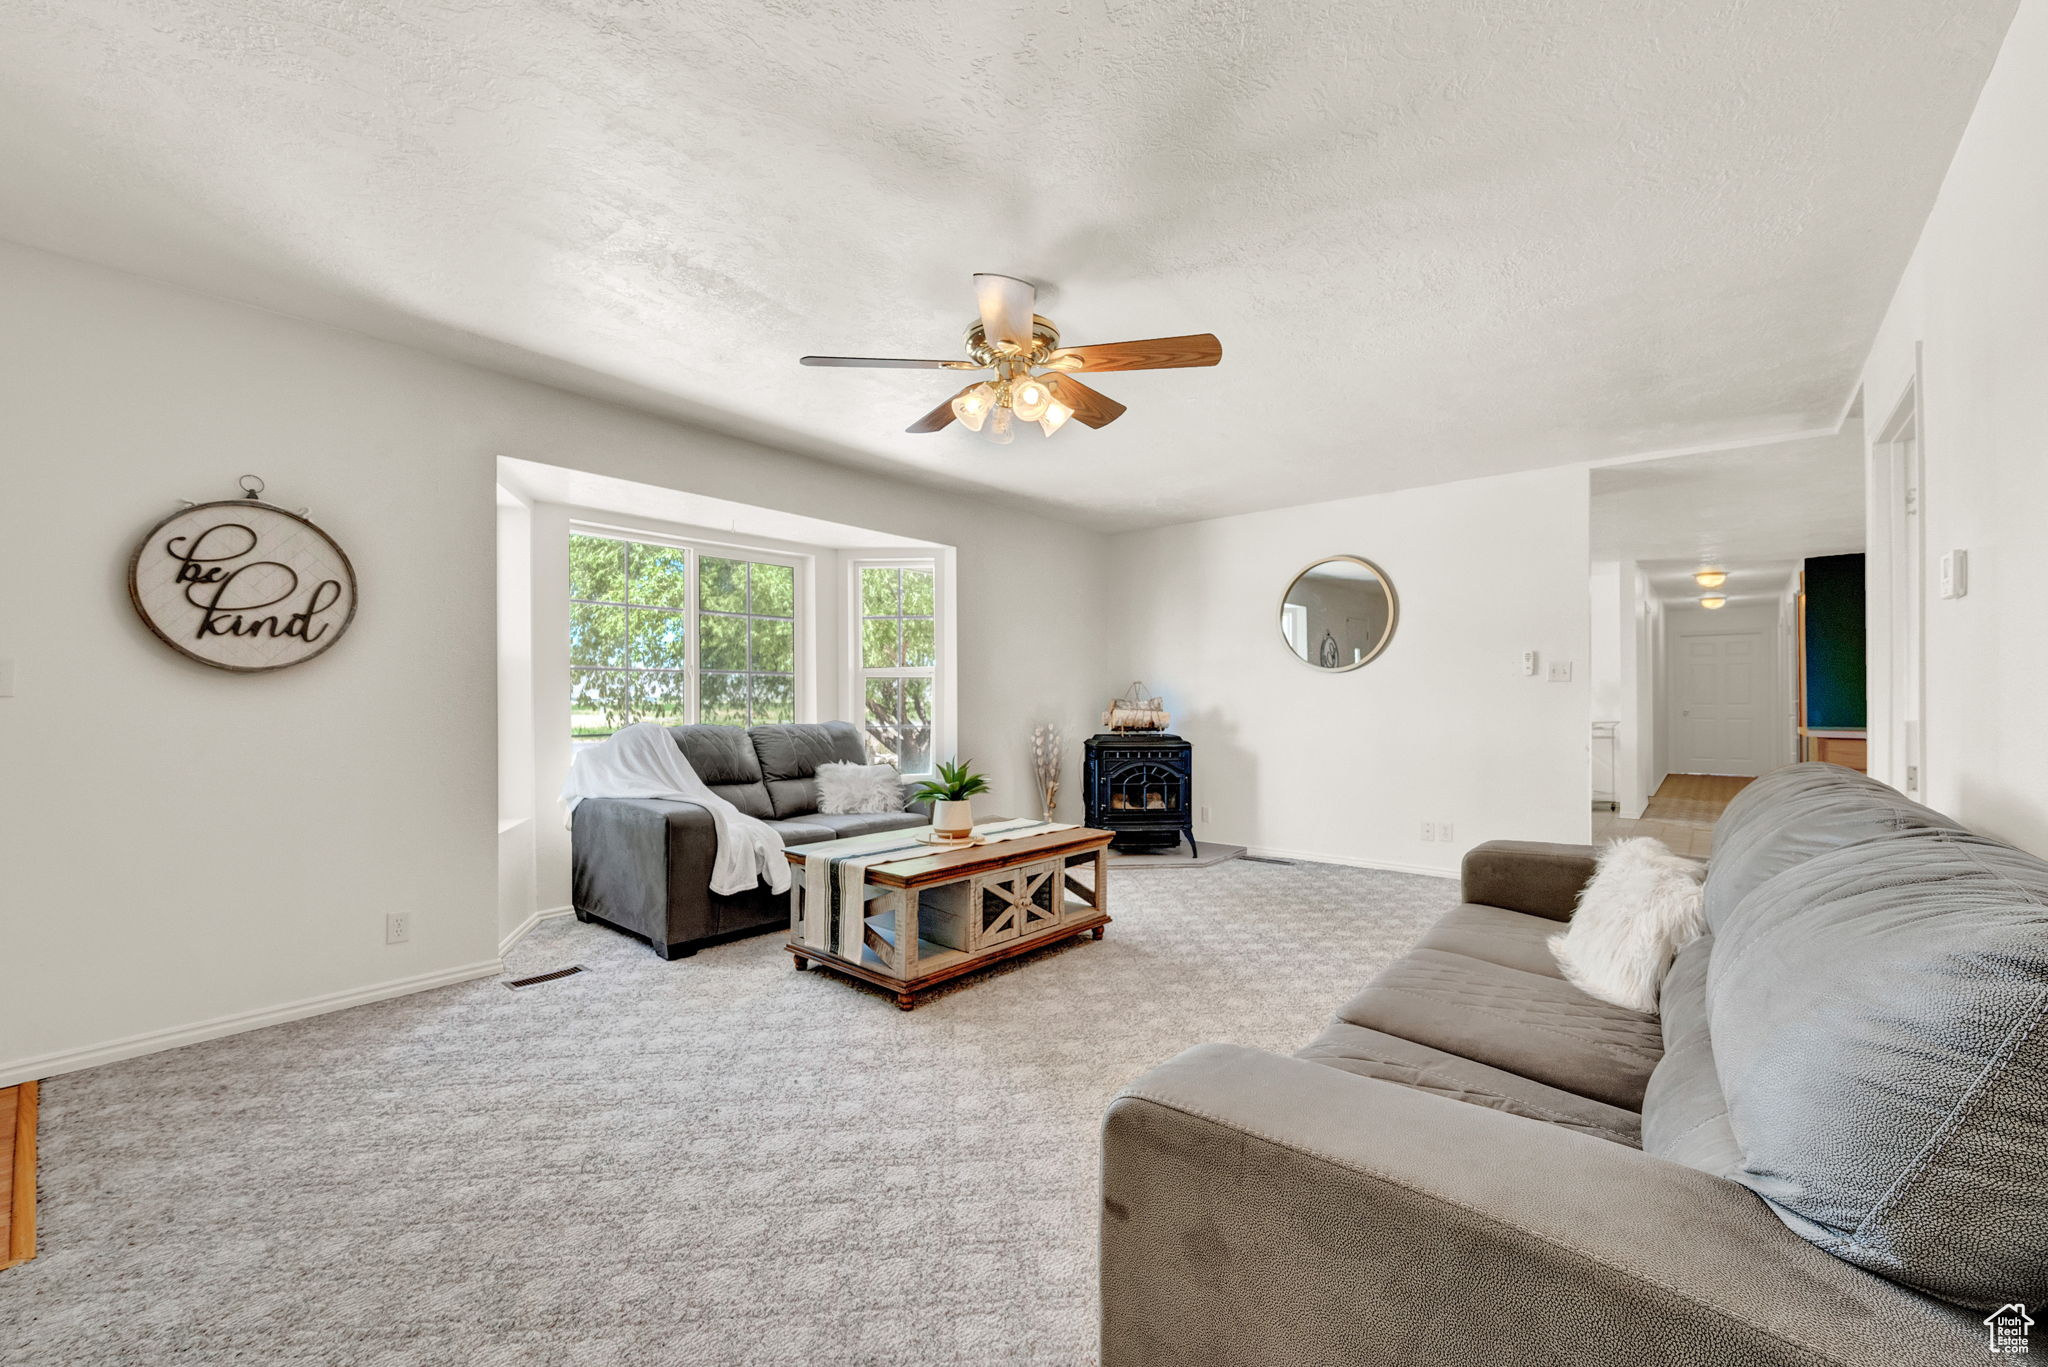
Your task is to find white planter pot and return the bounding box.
[931,798,974,840]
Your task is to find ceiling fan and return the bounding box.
[800,274,1221,443]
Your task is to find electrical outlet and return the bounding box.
[1420,821,1436,842]
[1520,650,1539,677]
[1547,661,1572,683]
[1439,821,1455,844]
[385,912,411,945]
[1200,804,1211,824]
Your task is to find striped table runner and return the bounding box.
[792,818,1077,961]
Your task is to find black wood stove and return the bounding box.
[1084,733,1196,857]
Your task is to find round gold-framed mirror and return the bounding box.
[1278,555,1398,671]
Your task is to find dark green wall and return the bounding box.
[1805,553,1867,729]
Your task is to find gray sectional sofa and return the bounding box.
[570,720,926,959]
[1101,763,2046,1366]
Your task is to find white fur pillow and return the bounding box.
[814,762,904,815]
[1550,837,1706,1013]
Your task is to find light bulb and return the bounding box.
[1700,595,1727,610]
[979,403,1016,445]
[1037,397,1075,436]
[1010,375,1053,422]
[950,382,996,432]
[1694,569,1727,589]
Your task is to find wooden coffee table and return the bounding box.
[784,825,1114,1009]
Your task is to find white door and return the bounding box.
[1675,631,1766,776]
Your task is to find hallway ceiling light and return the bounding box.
[1700,595,1728,610]
[1694,569,1728,588]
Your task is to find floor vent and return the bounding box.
[1240,856,1294,865]
[506,965,586,990]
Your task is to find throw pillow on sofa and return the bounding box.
[815,762,904,815]
[1550,837,1705,1012]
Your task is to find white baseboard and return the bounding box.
[1243,843,1458,880]
[0,958,505,1088]
[498,904,575,956]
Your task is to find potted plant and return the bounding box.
[913,758,992,840]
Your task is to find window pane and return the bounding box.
[900,616,935,669]
[629,542,689,609]
[751,617,794,673]
[630,608,688,670]
[861,617,900,669]
[750,674,795,724]
[633,670,687,725]
[900,677,934,773]
[569,534,626,602]
[569,603,627,668]
[750,562,795,618]
[701,613,747,671]
[861,566,899,617]
[863,678,901,764]
[701,672,747,726]
[571,668,635,735]
[902,568,934,617]
[700,556,746,613]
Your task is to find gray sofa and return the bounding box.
[1101,763,2048,1365]
[571,720,926,959]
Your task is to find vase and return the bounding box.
[931,798,974,840]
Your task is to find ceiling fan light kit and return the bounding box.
[800,273,1220,440]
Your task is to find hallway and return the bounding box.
[1592,773,1753,858]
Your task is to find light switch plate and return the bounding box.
[1547,661,1573,683]
[1939,549,1968,599]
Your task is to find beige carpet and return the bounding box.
[0,860,1454,1366]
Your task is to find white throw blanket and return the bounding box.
[561,723,789,896]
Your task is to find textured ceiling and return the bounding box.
[0,2,2016,529]
[1591,428,1866,563]
[1592,428,1865,607]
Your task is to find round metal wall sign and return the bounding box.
[128,499,358,672]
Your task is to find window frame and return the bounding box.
[569,521,809,737]
[846,555,944,781]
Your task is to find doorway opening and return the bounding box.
[1589,426,1867,829]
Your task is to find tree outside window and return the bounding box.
[569,532,797,741]
[858,564,935,773]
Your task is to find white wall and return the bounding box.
[1611,563,1665,819]
[496,488,538,947]
[1104,467,1593,875]
[0,241,1109,1083]
[1588,561,1623,720]
[1858,1,2048,855]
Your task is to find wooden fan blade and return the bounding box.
[907,384,980,434]
[801,355,982,369]
[973,273,1037,349]
[1045,374,1126,430]
[1042,333,1221,373]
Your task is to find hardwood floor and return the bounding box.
[1592,773,1753,858]
[0,1081,36,1271]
